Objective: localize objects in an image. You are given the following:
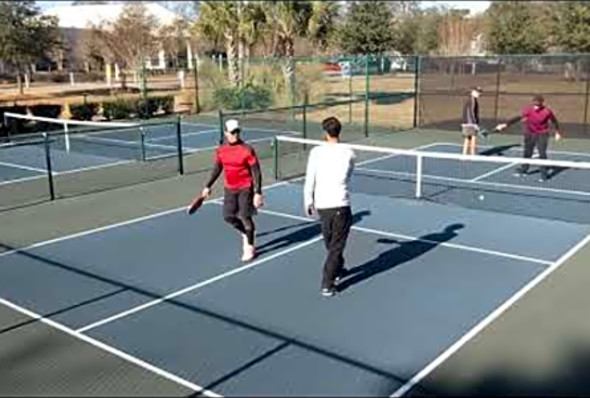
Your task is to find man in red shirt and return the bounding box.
[201,119,263,262]
[496,95,562,181]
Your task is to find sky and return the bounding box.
[38,1,492,14]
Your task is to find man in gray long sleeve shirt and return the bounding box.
[304,117,355,297]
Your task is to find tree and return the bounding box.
[485,1,547,54]
[88,3,160,89]
[308,1,340,54]
[550,2,590,53]
[160,17,191,68]
[338,1,395,54]
[196,1,240,86]
[437,9,480,56]
[0,1,61,93]
[261,1,313,101]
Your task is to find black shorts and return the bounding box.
[223,187,256,220]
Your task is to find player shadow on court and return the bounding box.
[337,223,465,292]
[255,210,372,257]
[478,144,520,156]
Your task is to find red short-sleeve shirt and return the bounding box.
[214,142,258,191]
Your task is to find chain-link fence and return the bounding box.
[417,53,590,137]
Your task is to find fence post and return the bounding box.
[193,56,200,114]
[302,94,308,140]
[413,55,421,129]
[273,137,279,181]
[43,132,55,201]
[364,54,370,137]
[494,56,502,123]
[175,115,184,175]
[218,110,225,145]
[584,56,590,136]
[348,61,353,124]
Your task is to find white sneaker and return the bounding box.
[241,244,256,262]
[241,233,248,250]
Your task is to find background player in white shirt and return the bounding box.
[304,117,356,297]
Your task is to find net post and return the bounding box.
[364,54,369,137]
[413,55,421,129]
[64,123,70,152]
[193,56,200,114]
[175,115,184,175]
[415,154,423,199]
[218,110,224,145]
[272,136,279,181]
[43,132,55,201]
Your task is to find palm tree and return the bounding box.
[196,1,240,86]
[308,1,340,55]
[262,1,313,102]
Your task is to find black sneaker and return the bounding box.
[321,287,337,297]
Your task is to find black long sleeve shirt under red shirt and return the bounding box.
[205,140,262,194]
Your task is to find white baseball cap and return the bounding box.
[225,119,240,134]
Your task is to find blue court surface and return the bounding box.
[1,141,590,395]
[0,121,296,186]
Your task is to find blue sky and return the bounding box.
[38,1,491,14]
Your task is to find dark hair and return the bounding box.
[533,94,544,103]
[322,116,341,137]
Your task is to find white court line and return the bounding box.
[470,163,517,182]
[470,154,539,183]
[76,235,324,333]
[0,141,441,258]
[0,174,47,187]
[391,230,590,397]
[0,296,221,397]
[0,160,47,173]
[252,208,552,266]
[182,121,301,136]
[355,167,590,198]
[436,142,590,160]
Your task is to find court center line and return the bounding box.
[390,230,590,397]
[0,296,221,397]
[76,235,324,333]
[245,207,552,266]
[0,141,442,259]
[470,154,539,183]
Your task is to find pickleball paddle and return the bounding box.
[187,193,207,215]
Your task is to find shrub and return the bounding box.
[103,98,136,120]
[30,104,62,119]
[213,84,272,111]
[70,103,99,121]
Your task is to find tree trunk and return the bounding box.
[282,41,295,105]
[225,33,239,86]
[17,73,23,95]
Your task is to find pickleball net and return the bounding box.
[273,135,590,225]
[3,112,181,161]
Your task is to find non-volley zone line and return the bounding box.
[76,202,550,334]
[355,167,590,198]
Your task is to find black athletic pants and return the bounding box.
[519,133,549,178]
[317,206,353,289]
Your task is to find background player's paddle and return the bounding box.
[187,193,207,215]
